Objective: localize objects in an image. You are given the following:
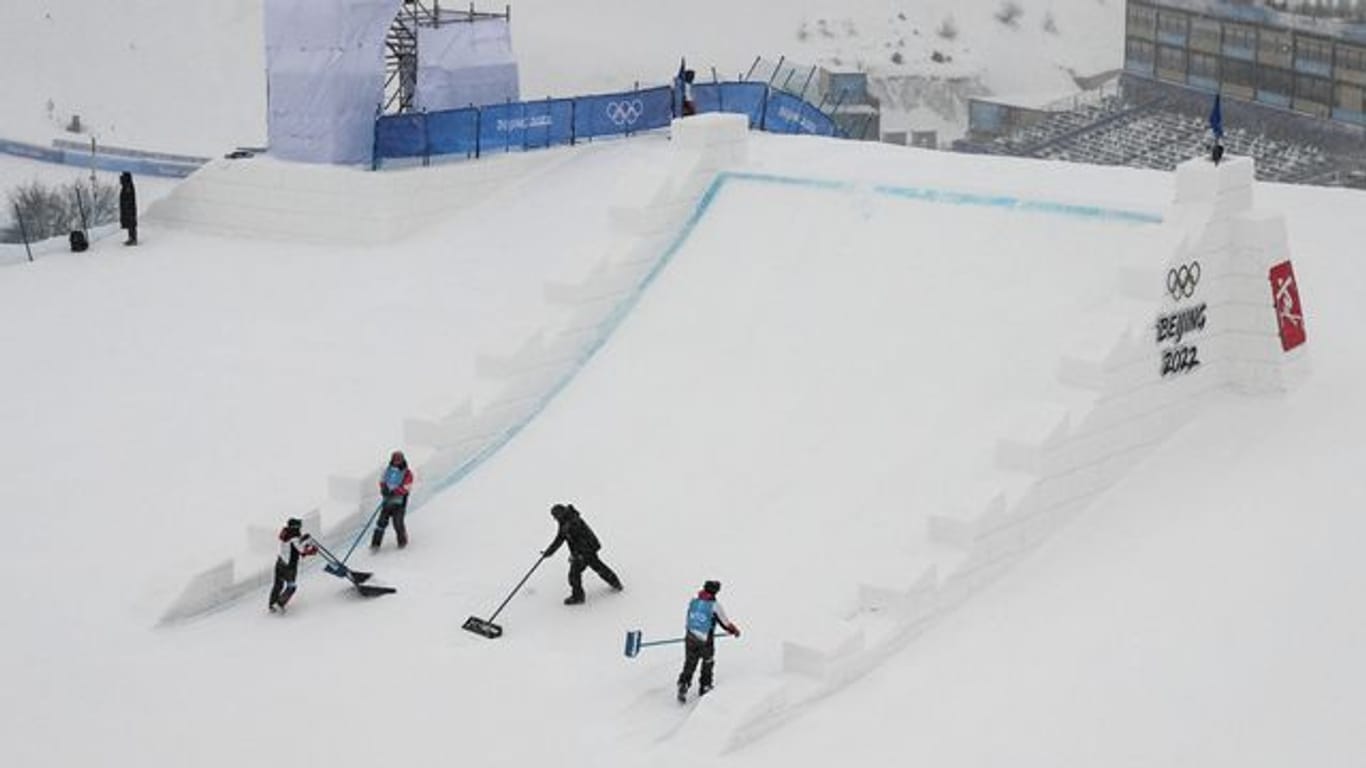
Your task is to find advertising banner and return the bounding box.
[478,99,573,153]
[426,108,480,158]
[762,91,838,137]
[1269,260,1307,351]
[572,86,673,140]
[693,82,767,127]
[374,113,428,160]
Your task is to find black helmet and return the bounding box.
[550,503,568,519]
[703,580,721,595]
[286,517,303,529]
[390,450,406,466]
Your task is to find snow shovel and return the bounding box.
[462,554,547,639]
[623,630,733,658]
[312,539,396,598]
[324,500,384,579]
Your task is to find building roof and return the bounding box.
[1138,0,1366,43]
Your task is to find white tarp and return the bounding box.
[414,18,520,111]
[265,0,401,165]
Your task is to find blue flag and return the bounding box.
[1209,93,1224,139]
[674,57,687,115]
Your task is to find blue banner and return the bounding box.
[572,86,673,140]
[426,108,479,158]
[693,82,767,128]
[373,81,841,166]
[374,113,428,160]
[478,99,573,154]
[762,91,838,137]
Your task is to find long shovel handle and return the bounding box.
[309,538,343,566]
[339,501,385,565]
[486,555,547,624]
[639,634,736,650]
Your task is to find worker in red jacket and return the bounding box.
[677,580,741,702]
[372,450,414,549]
[269,517,317,613]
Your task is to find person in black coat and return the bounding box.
[541,503,622,604]
[119,171,138,245]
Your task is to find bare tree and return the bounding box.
[3,178,119,243]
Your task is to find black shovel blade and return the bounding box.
[355,583,396,598]
[345,570,374,585]
[462,616,503,639]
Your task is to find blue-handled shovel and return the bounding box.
[623,630,733,658]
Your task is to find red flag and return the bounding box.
[1268,260,1306,352]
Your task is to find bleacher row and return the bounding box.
[958,96,1351,187]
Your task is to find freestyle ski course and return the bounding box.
[3,3,1366,767]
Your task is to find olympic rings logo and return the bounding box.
[606,99,644,127]
[1167,261,1201,301]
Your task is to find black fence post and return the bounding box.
[544,97,553,148]
[14,204,33,263]
[475,105,482,159]
[743,56,761,81]
[371,117,380,171]
[858,110,876,140]
[630,81,639,139]
[711,66,723,114]
[797,65,816,103]
[766,55,786,87]
[570,98,577,145]
[422,109,431,167]
[73,186,89,237]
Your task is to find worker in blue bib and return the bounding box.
[677,579,741,703]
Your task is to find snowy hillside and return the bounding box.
[2,122,1365,766]
[4,2,1366,767]
[0,0,1121,155]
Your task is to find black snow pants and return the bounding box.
[372,496,408,548]
[677,634,716,693]
[568,552,621,598]
[270,562,299,608]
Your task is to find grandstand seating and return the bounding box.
[956,95,1356,187]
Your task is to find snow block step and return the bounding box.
[781,622,866,680]
[402,401,477,448]
[328,469,383,504]
[670,112,750,153]
[857,567,938,623]
[246,509,321,554]
[994,404,1070,474]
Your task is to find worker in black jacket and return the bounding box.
[542,503,623,604]
[119,172,138,245]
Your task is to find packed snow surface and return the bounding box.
[1,129,1364,767]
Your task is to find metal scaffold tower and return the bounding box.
[383,1,512,114]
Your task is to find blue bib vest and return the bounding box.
[686,597,716,636]
[382,465,406,492]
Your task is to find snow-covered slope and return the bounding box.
[0,1,1121,154]
[3,123,1363,767]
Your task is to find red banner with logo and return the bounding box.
[1268,260,1306,352]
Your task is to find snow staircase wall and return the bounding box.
[700,155,1311,754]
[159,113,751,625]
[144,149,566,244]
